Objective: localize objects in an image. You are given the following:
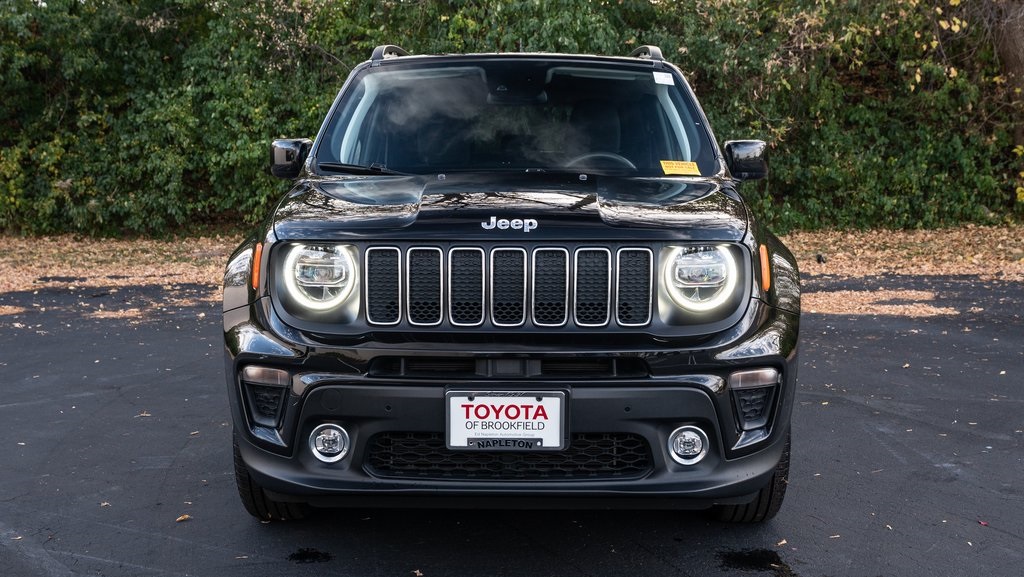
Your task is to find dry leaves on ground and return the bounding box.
[0,235,236,295]
[781,224,1023,281]
[782,225,1023,316]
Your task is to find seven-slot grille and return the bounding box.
[365,246,653,328]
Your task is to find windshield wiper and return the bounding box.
[316,162,407,176]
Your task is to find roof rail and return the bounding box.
[628,45,664,62]
[371,44,410,62]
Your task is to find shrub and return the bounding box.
[1,0,1019,235]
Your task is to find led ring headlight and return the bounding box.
[283,244,356,310]
[663,245,738,312]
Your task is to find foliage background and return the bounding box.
[1,0,1022,235]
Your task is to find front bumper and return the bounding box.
[223,297,798,508]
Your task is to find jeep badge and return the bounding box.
[480,216,538,232]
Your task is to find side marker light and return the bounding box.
[759,244,771,292]
[252,243,263,290]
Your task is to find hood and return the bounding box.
[272,173,748,241]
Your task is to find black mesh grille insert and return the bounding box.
[366,432,652,480]
[491,249,526,325]
[533,249,568,325]
[368,357,649,378]
[732,386,775,431]
[539,358,647,377]
[408,249,441,325]
[449,249,484,325]
[616,249,652,325]
[243,383,286,428]
[366,248,400,324]
[574,249,610,325]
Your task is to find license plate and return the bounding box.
[446,391,565,451]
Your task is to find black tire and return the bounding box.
[233,435,308,521]
[712,433,790,523]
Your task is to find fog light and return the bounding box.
[668,426,709,465]
[310,424,349,463]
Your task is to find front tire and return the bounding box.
[233,435,308,521]
[712,433,790,523]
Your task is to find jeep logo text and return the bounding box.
[480,216,538,232]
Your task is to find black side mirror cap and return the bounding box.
[270,138,313,179]
[723,140,768,181]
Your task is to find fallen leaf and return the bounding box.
[12,536,23,541]
[829,534,841,539]
[886,524,893,531]
[189,431,200,436]
[412,571,424,577]
[978,520,989,527]
[135,411,152,418]
[176,514,191,523]
[777,539,788,546]
[100,502,111,507]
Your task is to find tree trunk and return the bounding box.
[988,1,1024,146]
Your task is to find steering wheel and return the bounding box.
[564,152,637,170]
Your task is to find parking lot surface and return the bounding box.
[1,273,1021,576]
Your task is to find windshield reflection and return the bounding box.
[317,60,719,178]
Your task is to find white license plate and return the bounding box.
[446,391,565,451]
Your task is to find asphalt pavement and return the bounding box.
[1,273,1021,577]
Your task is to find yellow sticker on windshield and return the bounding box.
[660,160,701,176]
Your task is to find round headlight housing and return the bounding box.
[282,244,356,311]
[663,245,738,312]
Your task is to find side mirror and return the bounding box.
[723,140,767,181]
[270,138,312,179]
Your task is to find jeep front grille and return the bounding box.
[364,246,652,328]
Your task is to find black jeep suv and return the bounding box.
[223,45,800,523]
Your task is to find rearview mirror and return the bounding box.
[270,138,312,179]
[723,140,767,181]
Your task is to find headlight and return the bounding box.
[662,245,738,312]
[282,244,357,310]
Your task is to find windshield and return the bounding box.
[316,59,720,178]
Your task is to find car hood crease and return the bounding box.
[272,174,748,241]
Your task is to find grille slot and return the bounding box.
[574,249,611,326]
[364,245,653,328]
[449,248,484,326]
[491,249,527,326]
[532,249,569,326]
[366,432,652,480]
[616,249,653,326]
[365,248,401,325]
[407,248,442,326]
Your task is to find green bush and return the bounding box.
[1,0,1020,235]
